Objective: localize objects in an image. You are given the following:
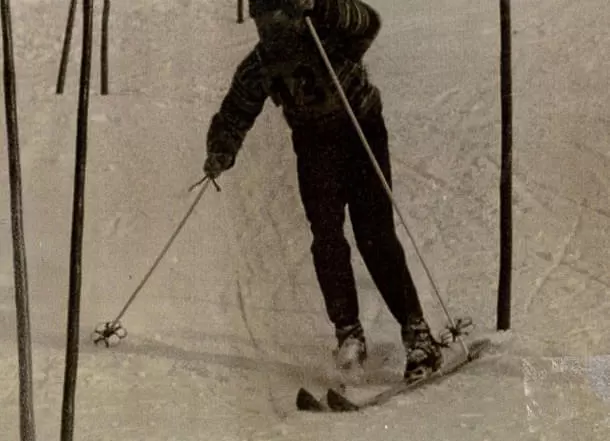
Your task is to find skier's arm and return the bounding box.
[313,0,381,61]
[206,49,268,160]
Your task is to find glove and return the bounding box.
[203,152,235,179]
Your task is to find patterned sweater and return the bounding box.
[207,0,382,158]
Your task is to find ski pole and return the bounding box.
[304,16,470,357]
[92,176,216,347]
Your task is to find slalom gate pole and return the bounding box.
[57,0,111,95]
[237,0,244,23]
[497,0,513,331]
[101,0,110,95]
[1,0,37,439]
[56,0,77,94]
[60,1,94,440]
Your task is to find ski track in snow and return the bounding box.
[1,0,608,440]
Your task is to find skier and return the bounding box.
[203,0,442,381]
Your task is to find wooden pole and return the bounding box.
[497,0,513,331]
[101,0,110,95]
[60,1,94,440]
[56,0,78,94]
[1,0,37,439]
[237,0,244,23]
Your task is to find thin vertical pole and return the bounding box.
[60,1,94,440]
[237,0,244,23]
[101,0,110,95]
[497,0,513,331]
[56,0,78,94]
[1,0,37,439]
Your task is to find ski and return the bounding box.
[296,387,329,411]
[296,382,349,411]
[326,337,492,412]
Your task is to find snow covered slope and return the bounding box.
[1,0,608,439]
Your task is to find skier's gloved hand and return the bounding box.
[203,152,235,179]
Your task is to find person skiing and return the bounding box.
[203,0,442,381]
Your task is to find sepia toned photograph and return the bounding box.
[1,1,608,440]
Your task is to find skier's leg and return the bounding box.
[346,112,423,322]
[346,111,442,379]
[292,127,366,368]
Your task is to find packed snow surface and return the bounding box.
[1,0,608,440]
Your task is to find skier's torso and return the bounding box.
[254,34,381,129]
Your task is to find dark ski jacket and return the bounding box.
[207,0,382,159]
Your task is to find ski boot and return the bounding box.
[333,322,367,370]
[401,316,443,382]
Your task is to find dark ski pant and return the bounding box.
[291,108,424,332]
